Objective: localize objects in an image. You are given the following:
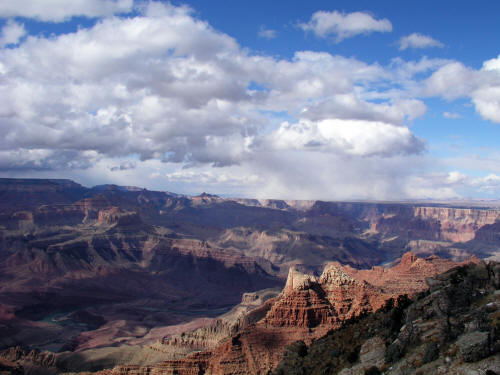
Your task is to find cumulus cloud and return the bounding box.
[0,2,423,174]
[0,0,133,22]
[264,119,425,157]
[2,1,497,200]
[301,95,426,124]
[471,174,500,192]
[258,26,276,39]
[0,19,26,47]
[299,10,392,42]
[0,2,254,168]
[398,33,444,50]
[419,55,500,123]
[470,55,500,123]
[422,62,478,99]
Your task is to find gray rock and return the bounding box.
[426,277,445,292]
[456,331,490,362]
[491,263,500,289]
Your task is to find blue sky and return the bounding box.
[181,1,498,66]
[0,0,499,200]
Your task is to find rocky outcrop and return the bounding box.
[263,268,336,329]
[0,178,86,214]
[413,206,500,242]
[158,288,280,357]
[0,220,283,355]
[456,331,491,362]
[473,221,500,244]
[97,207,142,227]
[106,253,469,375]
[2,177,500,373]
[369,204,500,243]
[272,260,500,375]
[337,336,386,375]
[0,346,57,367]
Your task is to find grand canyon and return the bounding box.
[0,178,499,374]
[2,0,500,373]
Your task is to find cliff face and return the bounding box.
[368,205,500,243]
[273,261,500,375]
[412,206,500,242]
[1,178,500,373]
[220,199,500,265]
[105,253,470,375]
[158,288,281,358]
[263,268,336,329]
[0,208,283,355]
[2,178,499,271]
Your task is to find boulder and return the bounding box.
[456,331,490,362]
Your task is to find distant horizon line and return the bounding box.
[1,176,499,207]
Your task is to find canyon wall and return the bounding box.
[105,253,473,375]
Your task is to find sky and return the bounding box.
[0,0,500,200]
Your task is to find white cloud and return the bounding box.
[166,169,260,186]
[390,56,450,81]
[444,152,500,175]
[404,173,460,199]
[445,171,468,185]
[469,55,500,123]
[417,55,500,124]
[302,94,426,124]
[265,119,424,157]
[1,1,498,200]
[0,0,133,22]
[258,26,276,39]
[0,2,253,168]
[299,10,392,42]
[398,33,444,50]
[401,170,499,199]
[422,62,478,99]
[406,171,500,198]
[473,86,500,123]
[244,150,431,200]
[0,2,424,173]
[483,55,500,71]
[0,19,26,47]
[471,174,500,192]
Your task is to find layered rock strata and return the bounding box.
[106,253,471,375]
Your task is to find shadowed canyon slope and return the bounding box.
[84,253,477,375]
[0,178,499,374]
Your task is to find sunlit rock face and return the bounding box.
[105,253,471,375]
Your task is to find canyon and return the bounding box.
[95,253,476,375]
[0,178,499,374]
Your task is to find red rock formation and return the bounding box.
[413,206,500,242]
[263,268,336,328]
[107,253,470,375]
[97,207,142,227]
[343,252,479,295]
[370,205,500,243]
